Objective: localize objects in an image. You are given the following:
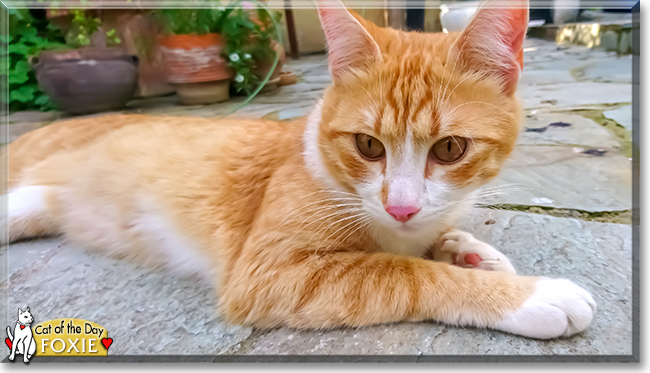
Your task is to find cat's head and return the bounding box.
[18,307,33,325]
[305,0,528,238]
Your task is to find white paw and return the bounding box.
[495,278,597,339]
[438,230,516,274]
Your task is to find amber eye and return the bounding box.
[430,136,468,164]
[354,134,385,161]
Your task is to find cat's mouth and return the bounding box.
[388,221,426,237]
[396,224,418,233]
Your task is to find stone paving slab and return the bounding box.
[525,51,614,72]
[485,146,632,211]
[576,56,633,84]
[518,82,631,110]
[518,70,576,86]
[2,208,632,356]
[6,111,61,125]
[1,122,48,144]
[4,239,252,355]
[519,112,620,148]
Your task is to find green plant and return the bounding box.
[222,6,283,94]
[250,8,283,62]
[1,9,66,111]
[64,9,121,49]
[152,8,227,35]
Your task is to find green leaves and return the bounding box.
[152,8,225,35]
[221,6,282,95]
[10,85,36,103]
[9,60,30,85]
[65,9,103,49]
[34,93,52,107]
[105,29,121,46]
[3,9,66,111]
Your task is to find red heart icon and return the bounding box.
[5,338,12,350]
[101,338,113,350]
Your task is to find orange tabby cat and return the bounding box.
[3,0,595,339]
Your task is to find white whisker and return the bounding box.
[326,217,375,252]
[288,205,364,244]
[450,122,475,143]
[443,101,517,121]
[315,214,373,254]
[440,72,475,111]
[310,211,369,247]
[277,196,362,227]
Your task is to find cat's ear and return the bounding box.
[316,0,382,81]
[18,309,22,316]
[452,0,529,95]
[25,307,30,313]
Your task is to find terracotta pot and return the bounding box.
[279,71,297,87]
[159,33,232,104]
[172,81,231,105]
[251,41,286,93]
[32,48,139,115]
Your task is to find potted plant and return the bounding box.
[153,2,284,104]
[29,9,139,115]
[153,8,233,105]
[223,5,285,94]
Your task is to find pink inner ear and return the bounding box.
[317,7,381,80]
[456,1,529,94]
[506,7,529,71]
[499,6,528,92]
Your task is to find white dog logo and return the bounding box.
[6,307,36,363]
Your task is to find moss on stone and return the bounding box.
[482,204,632,224]
[572,108,633,158]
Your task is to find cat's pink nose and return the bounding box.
[385,205,421,223]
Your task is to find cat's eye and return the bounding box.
[430,136,468,164]
[354,134,385,161]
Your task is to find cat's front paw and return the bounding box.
[438,230,516,274]
[495,278,596,339]
[8,353,14,361]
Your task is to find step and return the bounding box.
[528,10,637,55]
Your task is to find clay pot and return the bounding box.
[279,71,297,87]
[159,33,232,104]
[251,41,286,93]
[32,48,139,115]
